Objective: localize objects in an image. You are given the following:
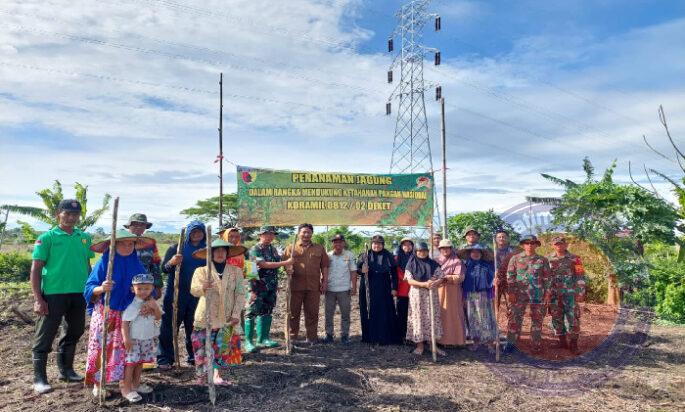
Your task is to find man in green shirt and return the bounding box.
[30,199,94,394]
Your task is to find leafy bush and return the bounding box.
[624,244,685,323]
[0,252,32,282]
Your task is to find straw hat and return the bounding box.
[191,238,247,260]
[456,243,494,261]
[90,230,155,254]
[438,239,453,249]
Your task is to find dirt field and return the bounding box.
[1,285,683,412]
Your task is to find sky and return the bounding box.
[1,0,684,233]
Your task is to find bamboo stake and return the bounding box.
[98,196,119,405]
[285,233,297,355]
[204,226,216,405]
[363,243,371,320]
[493,236,500,362]
[171,227,186,368]
[429,288,437,362]
[429,223,437,362]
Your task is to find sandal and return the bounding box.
[435,348,447,356]
[157,364,172,371]
[213,376,233,386]
[91,386,110,398]
[135,383,153,394]
[124,391,142,403]
[411,347,424,356]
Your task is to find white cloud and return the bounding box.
[0,0,682,232]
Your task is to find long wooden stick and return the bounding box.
[171,227,186,368]
[98,196,119,405]
[363,243,370,320]
[429,286,437,362]
[285,234,297,355]
[493,236,500,362]
[204,226,216,405]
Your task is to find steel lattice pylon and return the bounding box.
[387,0,442,230]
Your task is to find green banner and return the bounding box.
[237,166,434,227]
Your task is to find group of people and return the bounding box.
[29,199,586,403]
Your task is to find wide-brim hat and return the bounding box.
[519,234,542,246]
[457,243,494,261]
[192,238,247,260]
[90,230,155,253]
[462,226,480,238]
[399,237,414,246]
[257,226,278,235]
[216,224,240,236]
[123,213,152,229]
[438,239,453,249]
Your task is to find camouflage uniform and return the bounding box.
[245,243,281,319]
[506,252,552,349]
[548,251,585,340]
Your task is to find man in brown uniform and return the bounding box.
[284,223,330,344]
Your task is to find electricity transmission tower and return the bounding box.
[386,0,442,230]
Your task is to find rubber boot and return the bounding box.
[57,348,84,382]
[553,335,568,349]
[256,315,280,348]
[569,337,580,355]
[33,354,52,394]
[243,318,257,353]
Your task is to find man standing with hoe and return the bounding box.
[30,199,94,394]
[283,223,329,345]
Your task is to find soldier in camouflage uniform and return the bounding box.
[244,226,293,353]
[547,235,586,354]
[505,235,552,353]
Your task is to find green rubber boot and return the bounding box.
[256,315,280,348]
[243,318,257,353]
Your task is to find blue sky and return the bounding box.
[0,0,683,233]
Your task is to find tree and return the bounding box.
[2,180,111,231]
[528,158,680,286]
[446,210,520,246]
[17,220,38,243]
[634,105,685,262]
[312,226,365,255]
[180,194,239,225]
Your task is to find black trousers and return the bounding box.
[32,293,86,358]
[396,296,409,341]
[157,296,196,366]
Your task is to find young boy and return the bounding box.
[121,273,163,402]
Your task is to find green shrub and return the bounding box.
[0,252,32,282]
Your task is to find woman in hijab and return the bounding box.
[435,239,466,347]
[357,235,399,345]
[405,242,445,356]
[190,239,246,386]
[394,237,414,343]
[83,230,152,399]
[459,243,497,351]
[157,220,207,370]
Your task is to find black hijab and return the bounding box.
[405,254,440,282]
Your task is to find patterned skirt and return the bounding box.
[406,287,443,343]
[85,303,125,385]
[125,337,159,366]
[191,325,241,377]
[465,291,498,343]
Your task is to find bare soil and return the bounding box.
[1,285,683,412]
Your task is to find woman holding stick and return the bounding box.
[405,242,445,356]
[157,221,206,370]
[458,243,497,352]
[83,231,153,400]
[189,238,246,385]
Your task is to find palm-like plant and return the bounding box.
[1,180,111,231]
